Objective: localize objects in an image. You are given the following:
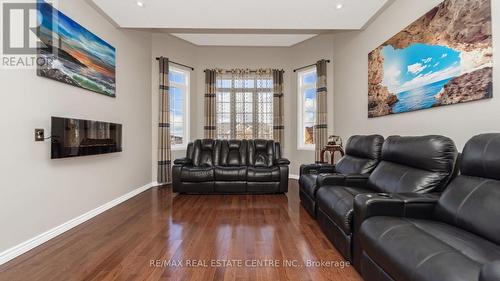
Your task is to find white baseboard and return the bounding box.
[289,174,299,180]
[0,181,156,266]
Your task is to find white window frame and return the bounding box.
[169,66,190,150]
[297,67,317,151]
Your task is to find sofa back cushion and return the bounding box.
[335,135,384,174]
[192,139,217,167]
[218,140,248,166]
[367,135,458,193]
[248,140,275,167]
[434,134,500,245]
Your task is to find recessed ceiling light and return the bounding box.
[136,1,145,7]
[336,3,343,9]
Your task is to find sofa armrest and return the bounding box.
[353,193,440,233]
[480,261,500,281]
[275,158,290,166]
[344,174,370,188]
[316,173,369,188]
[173,157,193,165]
[300,163,335,176]
[172,165,183,192]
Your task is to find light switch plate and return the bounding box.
[35,129,45,141]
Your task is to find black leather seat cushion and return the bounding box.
[214,166,247,181]
[317,186,373,235]
[360,216,500,281]
[247,166,280,182]
[181,166,214,182]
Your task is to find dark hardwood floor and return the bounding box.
[0,180,362,281]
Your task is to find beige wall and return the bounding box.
[0,0,153,253]
[150,34,336,178]
[333,0,500,150]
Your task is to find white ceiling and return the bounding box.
[170,34,318,47]
[91,0,391,46]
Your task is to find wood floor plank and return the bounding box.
[0,180,362,281]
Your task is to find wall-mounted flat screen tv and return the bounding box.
[51,117,122,159]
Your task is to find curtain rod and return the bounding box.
[203,69,285,73]
[155,57,194,71]
[293,59,331,72]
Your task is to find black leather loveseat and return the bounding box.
[355,134,500,281]
[315,135,458,262]
[299,135,384,218]
[172,139,290,194]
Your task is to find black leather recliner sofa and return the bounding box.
[356,134,500,281]
[299,135,384,218]
[315,135,458,262]
[172,139,290,194]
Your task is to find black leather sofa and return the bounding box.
[356,134,500,281]
[172,139,290,194]
[299,135,384,218]
[315,135,458,262]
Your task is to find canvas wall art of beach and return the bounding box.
[368,0,493,118]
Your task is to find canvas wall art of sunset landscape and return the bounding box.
[37,2,116,97]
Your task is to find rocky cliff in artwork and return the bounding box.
[368,47,398,117]
[435,67,493,105]
[368,0,493,118]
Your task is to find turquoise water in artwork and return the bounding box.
[381,43,462,113]
[392,78,452,113]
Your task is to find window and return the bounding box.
[169,67,190,149]
[297,68,317,150]
[216,73,273,140]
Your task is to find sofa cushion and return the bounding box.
[218,140,247,166]
[434,173,500,246]
[335,135,384,174]
[248,140,275,167]
[432,134,500,245]
[192,139,217,167]
[460,134,500,181]
[214,166,247,181]
[317,186,373,235]
[181,166,214,182]
[247,166,280,182]
[367,135,458,193]
[360,216,500,281]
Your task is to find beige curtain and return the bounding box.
[314,59,328,162]
[272,69,284,147]
[158,57,171,184]
[204,69,217,139]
